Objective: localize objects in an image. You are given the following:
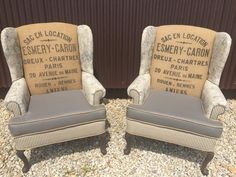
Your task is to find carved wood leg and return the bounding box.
[105,119,111,129]
[16,150,30,173]
[99,132,108,155]
[124,132,134,155]
[201,152,214,175]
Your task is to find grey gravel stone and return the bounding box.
[0,98,235,177]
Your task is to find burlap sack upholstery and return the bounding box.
[150,25,216,97]
[17,22,82,95]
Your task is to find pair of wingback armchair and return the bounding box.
[1,23,231,175]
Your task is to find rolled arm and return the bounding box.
[82,72,106,105]
[201,80,227,120]
[127,74,150,104]
[4,78,30,117]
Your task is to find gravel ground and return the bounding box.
[0,99,235,177]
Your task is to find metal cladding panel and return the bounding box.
[0,0,235,89]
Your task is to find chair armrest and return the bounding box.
[127,73,150,104]
[201,80,227,119]
[82,72,106,105]
[4,78,30,116]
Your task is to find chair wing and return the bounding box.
[139,26,156,75]
[1,27,23,82]
[127,26,156,104]
[208,32,232,85]
[1,28,29,115]
[201,31,231,119]
[78,25,94,74]
[78,25,106,105]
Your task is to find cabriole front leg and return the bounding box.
[16,150,30,173]
[201,152,214,175]
[124,132,135,155]
[105,119,111,129]
[99,132,109,155]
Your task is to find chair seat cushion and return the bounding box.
[9,90,106,137]
[127,90,223,138]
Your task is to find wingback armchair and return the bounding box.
[1,23,109,173]
[124,25,231,175]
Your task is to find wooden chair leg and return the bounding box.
[105,119,111,129]
[16,150,30,173]
[201,152,214,176]
[124,132,134,155]
[99,132,109,155]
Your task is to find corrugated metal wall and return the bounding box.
[0,0,236,89]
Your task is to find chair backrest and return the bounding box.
[139,25,231,97]
[1,22,94,95]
